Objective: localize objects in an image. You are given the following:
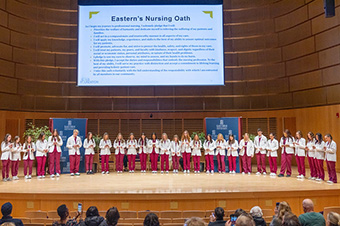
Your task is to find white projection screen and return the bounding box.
[77,0,224,86]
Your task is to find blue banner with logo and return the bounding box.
[50,118,88,174]
[205,117,242,172]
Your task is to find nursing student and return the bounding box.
[1,134,12,181]
[23,135,35,179]
[266,133,278,176]
[148,132,160,173]
[99,132,112,174]
[294,131,306,178]
[203,134,215,174]
[181,130,191,173]
[170,135,181,173]
[113,133,125,173]
[159,133,171,174]
[191,134,202,174]
[11,136,22,180]
[313,133,325,181]
[126,133,137,173]
[305,132,316,180]
[324,134,337,184]
[226,134,238,174]
[36,132,48,179]
[215,133,227,174]
[138,133,148,173]
[83,132,96,174]
[278,129,295,177]
[47,129,63,178]
[66,129,82,176]
[238,133,254,174]
[254,128,267,175]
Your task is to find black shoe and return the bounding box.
[286,175,291,177]
[278,174,284,177]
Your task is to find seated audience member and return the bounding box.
[1,222,15,226]
[283,212,301,226]
[271,202,292,225]
[234,209,247,217]
[298,199,325,226]
[80,206,104,226]
[226,213,255,226]
[327,212,340,226]
[143,213,159,226]
[250,206,266,226]
[53,204,82,226]
[99,207,120,226]
[185,217,206,226]
[0,203,23,226]
[270,217,282,226]
[209,207,226,226]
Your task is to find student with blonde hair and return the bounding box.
[327,212,340,226]
[114,133,125,173]
[215,133,227,174]
[181,130,191,173]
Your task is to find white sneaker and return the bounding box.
[327,180,334,184]
[173,170,176,173]
[161,171,164,174]
[194,171,197,174]
[211,170,214,174]
[56,173,60,177]
[176,170,179,173]
[25,175,29,179]
[219,171,221,174]
[256,172,261,175]
[233,171,236,174]
[132,170,135,173]
[102,171,105,174]
[166,171,169,174]
[197,171,200,174]
[184,170,187,173]
[206,171,210,174]
[28,175,32,179]
[242,172,245,175]
[316,178,322,181]
[37,176,42,179]
[263,172,266,175]
[42,175,45,178]
[311,177,316,180]
[229,171,232,174]
[70,173,74,176]
[248,172,251,175]
[106,171,109,174]
[50,174,55,178]
[300,175,305,179]
[297,175,302,178]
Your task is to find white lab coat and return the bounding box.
[226,140,239,157]
[126,139,138,155]
[99,139,112,155]
[325,140,337,162]
[83,139,96,155]
[66,136,82,155]
[170,141,181,157]
[280,137,295,154]
[148,139,160,154]
[114,140,126,155]
[47,136,63,153]
[238,139,254,157]
[254,135,267,155]
[306,139,315,158]
[266,139,279,157]
[294,138,306,157]
[190,140,202,156]
[313,141,325,160]
[138,138,148,154]
[181,139,191,153]
[11,143,22,161]
[36,139,48,157]
[23,142,36,160]
[1,142,12,160]
[159,139,171,155]
[215,140,227,156]
[203,140,215,155]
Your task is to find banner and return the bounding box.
[50,118,88,174]
[205,117,242,172]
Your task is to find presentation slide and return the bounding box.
[77,1,224,86]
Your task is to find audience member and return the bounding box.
[143,213,159,226]
[0,203,23,226]
[270,217,282,226]
[209,207,226,226]
[298,199,325,226]
[53,204,82,226]
[80,206,104,226]
[327,212,340,226]
[282,212,301,226]
[250,206,266,226]
[226,213,255,226]
[99,207,120,226]
[185,217,206,226]
[234,209,247,217]
[271,201,292,225]
[0,222,15,226]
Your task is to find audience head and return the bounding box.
[143,213,159,226]
[57,204,69,221]
[214,207,225,221]
[86,206,99,218]
[302,199,314,213]
[278,201,292,220]
[327,212,340,226]
[234,209,247,217]
[282,212,301,226]
[105,207,120,226]
[1,223,15,226]
[236,213,255,226]
[250,206,263,218]
[270,217,282,226]
[184,217,206,226]
[1,202,12,217]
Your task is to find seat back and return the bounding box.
[159,211,182,219]
[25,211,48,219]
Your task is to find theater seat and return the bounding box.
[262,209,274,217]
[138,211,160,219]
[159,211,182,219]
[25,211,48,219]
[120,211,137,219]
[182,210,206,218]
[20,217,31,224]
[47,211,59,219]
[159,218,172,223]
[324,206,340,219]
[31,218,55,224]
[24,223,45,226]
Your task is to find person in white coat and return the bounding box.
[99,132,112,174]
[23,135,36,179]
[239,133,254,174]
[138,133,148,173]
[278,129,295,177]
[114,133,125,173]
[305,132,316,180]
[47,129,63,178]
[83,132,96,174]
[66,129,82,176]
[181,130,191,173]
[266,133,279,176]
[126,133,137,173]
[254,129,267,175]
[293,131,306,178]
[227,134,239,174]
[324,134,337,184]
[11,136,22,180]
[191,134,202,174]
[148,132,160,173]
[203,135,215,174]
[36,132,49,178]
[1,134,13,181]
[215,133,227,174]
[159,133,171,174]
[313,133,325,181]
[170,135,181,173]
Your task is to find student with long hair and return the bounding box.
[278,129,295,177]
[66,129,82,176]
[324,134,337,184]
[48,129,63,178]
[138,133,148,173]
[266,133,278,176]
[239,133,254,175]
[294,131,306,178]
[126,133,137,173]
[203,134,215,174]
[11,136,22,180]
[1,134,12,181]
[159,133,171,174]
[181,130,191,173]
[305,132,316,180]
[83,132,96,174]
[191,134,202,174]
[148,132,160,173]
[23,135,35,179]
[327,212,340,226]
[226,134,238,174]
[36,132,48,178]
[170,135,181,173]
[313,133,325,181]
[254,128,268,175]
[215,133,227,174]
[114,133,125,173]
[99,132,112,174]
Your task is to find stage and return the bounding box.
[1,168,340,217]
